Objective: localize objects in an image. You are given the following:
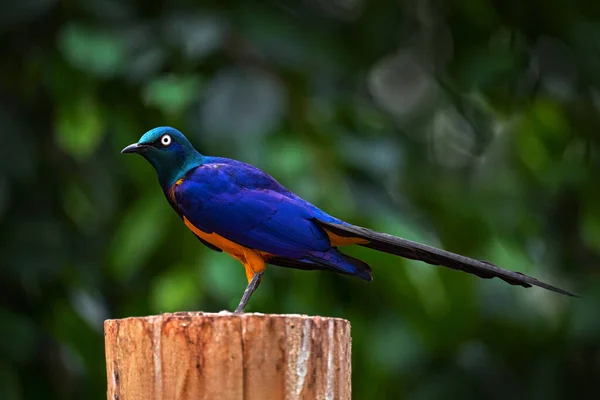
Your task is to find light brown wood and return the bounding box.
[104,312,351,400]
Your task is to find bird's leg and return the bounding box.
[234,271,264,314]
[234,249,266,314]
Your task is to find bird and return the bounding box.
[122,126,577,313]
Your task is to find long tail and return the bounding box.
[316,219,578,297]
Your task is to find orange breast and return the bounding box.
[183,217,268,281]
[183,217,248,259]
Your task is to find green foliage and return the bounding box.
[55,94,104,160]
[151,265,200,312]
[143,74,203,116]
[58,23,128,78]
[108,194,169,281]
[1,0,598,399]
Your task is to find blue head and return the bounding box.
[121,127,204,189]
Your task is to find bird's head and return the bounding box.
[121,126,204,189]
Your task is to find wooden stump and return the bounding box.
[104,312,351,400]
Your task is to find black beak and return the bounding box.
[121,143,149,154]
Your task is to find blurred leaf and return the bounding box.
[371,317,425,372]
[199,67,285,137]
[266,138,314,181]
[143,74,203,115]
[368,50,440,122]
[0,0,54,30]
[459,51,517,90]
[81,0,134,20]
[581,200,600,253]
[0,363,20,400]
[533,36,578,101]
[108,194,169,281]
[125,46,168,83]
[163,13,225,60]
[531,98,571,149]
[0,177,10,221]
[570,291,600,340]
[151,266,199,312]
[48,300,106,390]
[58,23,128,78]
[340,137,402,176]
[517,122,550,175]
[0,309,36,365]
[237,7,348,71]
[62,183,96,232]
[405,259,449,315]
[430,106,476,168]
[516,99,571,180]
[0,105,37,182]
[55,94,104,160]
[204,252,242,303]
[70,289,107,332]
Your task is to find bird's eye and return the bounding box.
[160,134,171,147]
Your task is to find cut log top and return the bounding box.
[104,312,351,400]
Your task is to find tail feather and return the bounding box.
[305,251,373,281]
[316,219,578,297]
[269,249,373,281]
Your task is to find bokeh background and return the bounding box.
[1,0,599,398]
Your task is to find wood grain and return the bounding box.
[105,312,351,400]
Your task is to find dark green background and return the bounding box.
[1,0,598,399]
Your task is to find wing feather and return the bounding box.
[173,161,331,258]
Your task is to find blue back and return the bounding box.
[174,157,338,258]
